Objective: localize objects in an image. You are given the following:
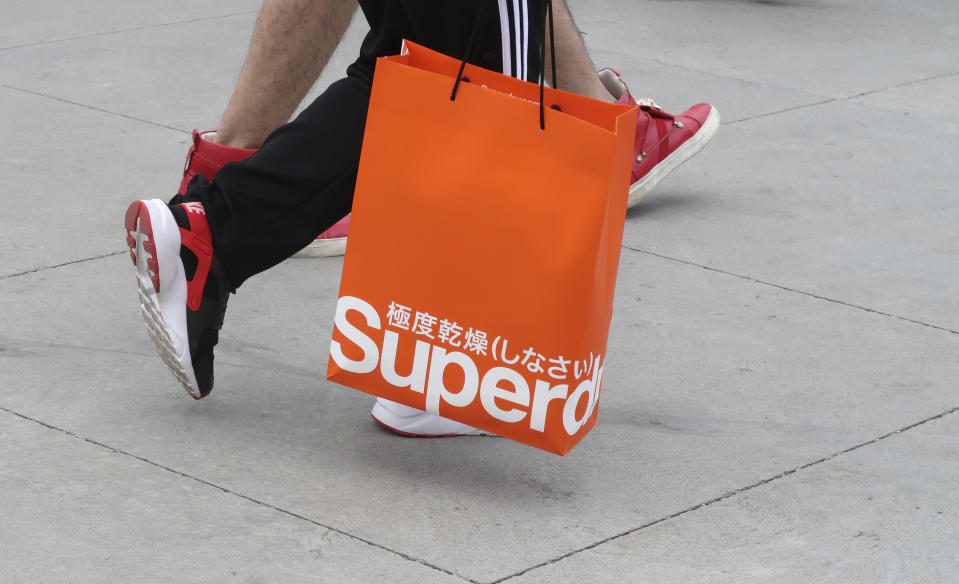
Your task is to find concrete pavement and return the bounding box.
[2,1,958,582]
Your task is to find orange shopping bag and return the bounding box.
[327,41,637,455]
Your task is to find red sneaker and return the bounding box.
[599,69,720,208]
[292,214,350,258]
[177,130,257,196]
[179,130,349,257]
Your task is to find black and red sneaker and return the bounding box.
[124,199,231,399]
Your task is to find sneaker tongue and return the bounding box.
[636,98,662,110]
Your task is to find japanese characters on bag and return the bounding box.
[330,296,603,436]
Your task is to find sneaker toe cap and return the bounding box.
[680,103,716,127]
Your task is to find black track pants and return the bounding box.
[174,0,548,288]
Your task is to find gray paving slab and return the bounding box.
[0,14,259,133]
[0,410,465,584]
[0,1,258,49]
[624,99,959,332]
[0,11,369,135]
[3,0,958,582]
[852,74,959,124]
[0,85,186,278]
[0,10,367,279]
[505,410,959,584]
[573,0,959,98]
[2,245,957,581]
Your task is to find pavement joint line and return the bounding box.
[0,342,325,383]
[0,405,479,584]
[492,404,959,583]
[597,47,950,126]
[590,48,810,95]
[725,97,838,125]
[2,251,126,281]
[0,84,189,134]
[587,48,840,125]
[726,70,959,125]
[846,70,959,100]
[0,12,257,53]
[622,245,959,336]
[8,242,954,339]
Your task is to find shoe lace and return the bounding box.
[635,98,685,163]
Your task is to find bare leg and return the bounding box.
[214,0,357,148]
[216,0,603,150]
[547,1,613,103]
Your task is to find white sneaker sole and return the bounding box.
[125,199,201,399]
[371,399,495,437]
[628,106,721,208]
[292,236,347,258]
